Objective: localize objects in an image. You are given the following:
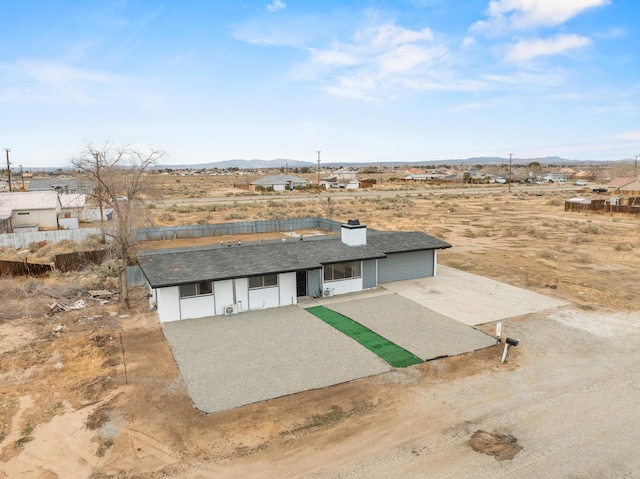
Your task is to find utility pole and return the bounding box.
[635,154,639,178]
[4,149,11,192]
[316,150,321,195]
[20,165,25,190]
[94,151,105,242]
[508,153,513,193]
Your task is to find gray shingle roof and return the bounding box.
[137,230,451,288]
[250,175,310,186]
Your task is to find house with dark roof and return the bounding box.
[137,220,451,323]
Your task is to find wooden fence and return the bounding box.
[54,249,111,272]
[1,249,111,277]
[0,260,53,277]
[565,197,640,215]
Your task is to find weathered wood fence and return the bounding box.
[0,249,111,277]
[565,197,640,214]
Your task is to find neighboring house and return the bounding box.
[250,175,310,192]
[0,191,63,232]
[137,220,451,323]
[541,173,567,183]
[59,193,87,229]
[321,176,358,189]
[28,178,94,194]
[358,178,377,188]
[403,173,445,181]
[607,177,640,196]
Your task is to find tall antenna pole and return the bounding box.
[316,150,321,195]
[635,154,639,178]
[508,153,513,193]
[4,149,11,192]
[20,164,25,190]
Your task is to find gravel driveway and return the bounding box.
[163,291,497,414]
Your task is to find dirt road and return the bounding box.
[172,308,640,478]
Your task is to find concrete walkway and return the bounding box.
[382,265,568,325]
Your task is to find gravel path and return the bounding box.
[326,294,496,360]
[162,305,390,414]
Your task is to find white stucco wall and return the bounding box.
[156,286,180,323]
[323,277,363,295]
[248,286,279,309]
[58,217,79,229]
[13,209,58,229]
[180,294,216,320]
[214,280,234,315]
[278,272,297,306]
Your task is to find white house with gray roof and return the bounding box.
[250,174,310,191]
[137,220,451,323]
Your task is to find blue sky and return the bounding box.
[1,0,638,167]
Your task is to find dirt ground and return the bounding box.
[1,180,639,478]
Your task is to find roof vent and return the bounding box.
[347,219,360,225]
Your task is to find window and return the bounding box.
[324,261,362,282]
[248,274,278,289]
[179,281,213,298]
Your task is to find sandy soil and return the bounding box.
[1,182,639,478]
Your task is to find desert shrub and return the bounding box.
[614,243,633,252]
[483,204,492,211]
[538,249,555,260]
[569,234,591,244]
[548,198,562,206]
[463,229,476,238]
[146,203,156,209]
[158,212,176,222]
[224,213,248,220]
[526,226,547,239]
[34,243,56,259]
[80,235,105,250]
[574,251,592,264]
[580,224,602,234]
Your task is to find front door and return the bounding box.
[296,271,307,297]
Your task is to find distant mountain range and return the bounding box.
[159,156,604,170]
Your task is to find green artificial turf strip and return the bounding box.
[306,306,423,368]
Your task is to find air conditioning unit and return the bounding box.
[322,288,334,298]
[224,304,238,315]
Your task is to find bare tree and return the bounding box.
[72,143,165,308]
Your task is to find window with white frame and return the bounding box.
[179,281,213,298]
[248,273,278,289]
[324,261,362,281]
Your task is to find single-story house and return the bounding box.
[137,220,451,323]
[320,176,358,189]
[608,177,640,196]
[0,191,63,232]
[58,193,87,229]
[27,178,94,194]
[250,175,310,192]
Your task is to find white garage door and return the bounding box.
[378,251,434,283]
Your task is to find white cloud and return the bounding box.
[267,0,286,13]
[614,130,640,141]
[506,34,592,61]
[461,36,476,48]
[473,0,610,32]
[291,21,449,100]
[0,60,130,105]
